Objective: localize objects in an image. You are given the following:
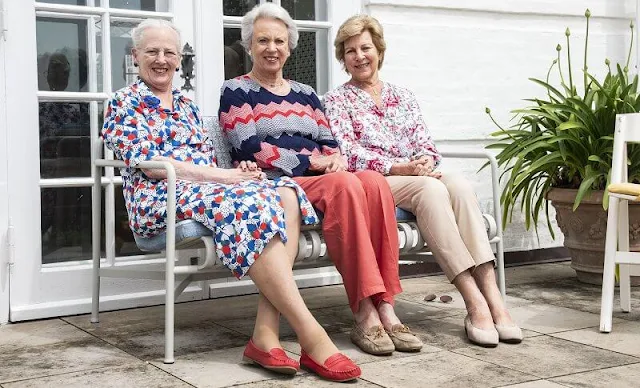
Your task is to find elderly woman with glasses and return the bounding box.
[101,18,357,382]
[324,15,523,348]
[219,3,424,367]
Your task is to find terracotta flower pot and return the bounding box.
[547,188,640,285]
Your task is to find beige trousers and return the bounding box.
[386,174,495,281]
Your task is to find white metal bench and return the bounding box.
[91,115,504,364]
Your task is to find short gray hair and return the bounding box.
[131,19,182,52]
[241,3,298,52]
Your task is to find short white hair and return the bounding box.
[241,3,298,52]
[131,19,182,51]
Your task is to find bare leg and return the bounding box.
[354,297,383,329]
[473,262,514,326]
[248,236,338,363]
[252,187,303,351]
[377,301,402,330]
[453,270,494,330]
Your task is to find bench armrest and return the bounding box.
[92,158,178,273]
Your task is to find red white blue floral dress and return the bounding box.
[102,79,318,279]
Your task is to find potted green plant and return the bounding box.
[485,9,640,284]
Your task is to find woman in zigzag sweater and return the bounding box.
[218,3,423,373]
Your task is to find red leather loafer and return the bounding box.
[300,351,361,382]
[242,339,299,375]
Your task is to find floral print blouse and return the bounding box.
[323,82,441,175]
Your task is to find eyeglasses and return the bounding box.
[424,294,453,303]
[142,48,180,59]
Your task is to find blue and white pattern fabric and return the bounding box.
[101,79,318,278]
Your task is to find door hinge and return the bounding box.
[0,0,6,41]
[7,218,14,271]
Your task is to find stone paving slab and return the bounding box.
[358,350,536,388]
[0,319,138,384]
[506,303,620,334]
[2,364,191,388]
[232,374,381,387]
[549,363,640,388]
[151,345,299,388]
[506,277,640,322]
[550,319,640,357]
[499,380,567,388]
[452,335,640,379]
[4,263,640,387]
[504,262,576,286]
[64,304,253,360]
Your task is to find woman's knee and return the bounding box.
[324,171,366,197]
[414,176,449,199]
[443,173,475,194]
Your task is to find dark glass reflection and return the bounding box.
[283,31,317,90]
[223,0,259,16]
[281,0,316,21]
[223,28,250,80]
[41,188,150,264]
[39,102,91,179]
[37,18,88,92]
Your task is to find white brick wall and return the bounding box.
[364,0,636,251]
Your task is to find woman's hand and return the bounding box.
[309,154,347,174]
[237,160,260,172]
[390,156,441,179]
[214,167,265,184]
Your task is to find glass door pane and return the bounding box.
[223,0,259,16]
[37,18,88,92]
[97,20,139,91]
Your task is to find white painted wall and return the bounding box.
[364,0,636,251]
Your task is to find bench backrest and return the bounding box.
[203,116,233,169]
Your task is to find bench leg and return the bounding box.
[165,265,175,364]
[496,240,506,299]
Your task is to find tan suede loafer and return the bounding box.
[385,324,423,352]
[350,324,394,355]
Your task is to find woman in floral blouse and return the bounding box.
[102,18,350,378]
[324,15,523,348]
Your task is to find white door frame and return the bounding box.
[7,0,208,322]
[0,0,9,325]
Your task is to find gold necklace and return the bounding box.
[250,72,284,88]
[353,80,381,96]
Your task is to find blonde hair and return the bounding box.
[334,15,386,72]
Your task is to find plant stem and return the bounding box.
[625,21,634,81]
[566,29,574,94]
[547,60,558,100]
[557,47,566,85]
[584,12,590,96]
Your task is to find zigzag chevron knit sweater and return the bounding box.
[218,75,339,177]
